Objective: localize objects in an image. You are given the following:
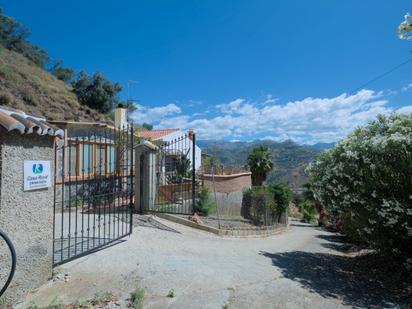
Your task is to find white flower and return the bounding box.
[363,227,372,234]
[385,217,398,226]
[393,205,404,213]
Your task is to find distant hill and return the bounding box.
[198,139,322,189]
[309,142,335,151]
[0,48,111,122]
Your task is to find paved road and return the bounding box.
[22,217,404,308]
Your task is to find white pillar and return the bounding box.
[114,105,127,128]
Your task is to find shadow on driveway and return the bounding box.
[316,234,354,253]
[260,250,407,308]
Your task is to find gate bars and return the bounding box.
[53,125,134,266]
[143,132,197,215]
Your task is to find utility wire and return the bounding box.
[350,57,412,94]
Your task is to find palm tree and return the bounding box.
[174,154,191,182]
[247,146,275,186]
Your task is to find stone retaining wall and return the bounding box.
[156,213,288,238]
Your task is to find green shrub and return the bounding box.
[251,186,274,225]
[0,92,12,104]
[194,187,215,216]
[242,185,288,226]
[307,113,412,258]
[298,200,317,223]
[130,288,145,309]
[167,289,175,298]
[268,183,292,219]
[91,292,113,305]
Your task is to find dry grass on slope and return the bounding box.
[0,48,112,123]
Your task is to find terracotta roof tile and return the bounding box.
[137,128,180,140]
[0,106,64,138]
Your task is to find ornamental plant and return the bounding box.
[306,113,412,257]
[298,200,318,224]
[194,187,215,216]
[268,183,292,221]
[242,184,291,225]
[247,146,275,186]
[242,186,274,225]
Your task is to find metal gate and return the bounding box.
[141,132,197,215]
[53,125,134,266]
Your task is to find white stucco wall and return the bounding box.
[156,130,202,171]
[0,132,55,305]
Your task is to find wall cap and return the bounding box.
[201,172,252,179]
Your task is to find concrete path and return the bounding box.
[21,217,403,308]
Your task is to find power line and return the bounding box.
[350,57,412,94]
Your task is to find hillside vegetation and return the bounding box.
[198,140,321,189]
[0,48,111,122]
[0,7,124,122]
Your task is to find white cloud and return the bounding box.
[130,103,181,124]
[217,99,246,114]
[264,94,278,104]
[261,134,305,143]
[397,105,412,114]
[132,89,394,143]
[401,82,412,92]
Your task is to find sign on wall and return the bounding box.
[24,160,51,191]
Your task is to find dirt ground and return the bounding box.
[19,216,409,309]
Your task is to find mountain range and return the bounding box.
[198,139,333,189]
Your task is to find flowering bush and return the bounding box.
[399,13,412,41]
[306,113,412,257]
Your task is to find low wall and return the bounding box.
[201,172,251,216]
[156,213,288,237]
[0,132,55,305]
[158,182,192,202]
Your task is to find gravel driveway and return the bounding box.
[21,216,406,308]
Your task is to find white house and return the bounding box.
[137,128,202,171]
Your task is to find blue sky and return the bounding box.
[2,1,412,143]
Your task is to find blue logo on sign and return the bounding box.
[32,163,43,174]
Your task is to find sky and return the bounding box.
[2,1,412,144]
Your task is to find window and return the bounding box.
[165,155,177,173]
[65,143,119,179]
[108,146,116,173]
[67,144,78,176]
[81,144,92,174]
[96,144,107,174]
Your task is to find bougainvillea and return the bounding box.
[306,113,412,257]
